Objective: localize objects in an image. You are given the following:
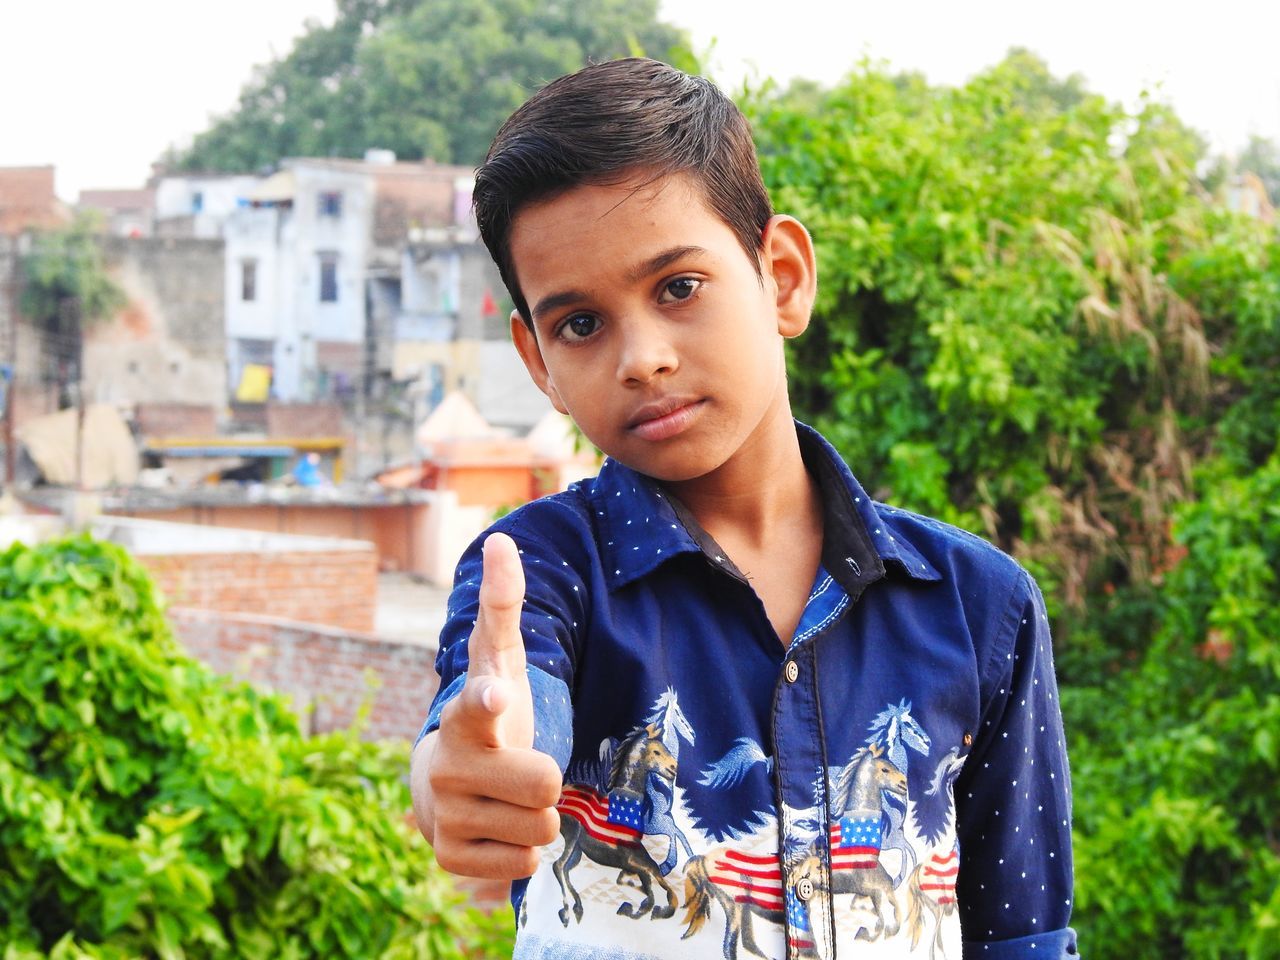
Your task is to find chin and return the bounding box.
[612,446,727,484]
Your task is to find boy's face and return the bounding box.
[509,173,814,485]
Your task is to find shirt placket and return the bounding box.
[773,637,833,960]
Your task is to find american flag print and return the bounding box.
[919,847,958,905]
[785,889,815,952]
[707,849,784,911]
[557,786,643,847]
[829,815,883,872]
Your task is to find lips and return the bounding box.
[626,396,706,442]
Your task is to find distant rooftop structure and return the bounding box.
[0,165,71,234]
[248,151,476,249]
[78,187,155,237]
[416,390,503,447]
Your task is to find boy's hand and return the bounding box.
[420,533,564,879]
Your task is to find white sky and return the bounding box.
[3,0,1278,202]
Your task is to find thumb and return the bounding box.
[465,533,528,714]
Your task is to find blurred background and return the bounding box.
[1,2,1277,957]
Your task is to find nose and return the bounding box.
[615,315,678,386]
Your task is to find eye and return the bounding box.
[658,277,701,304]
[558,314,601,341]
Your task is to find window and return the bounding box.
[318,252,339,303]
[241,259,257,302]
[318,191,343,217]
[191,191,204,213]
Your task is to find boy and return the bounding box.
[411,58,1077,959]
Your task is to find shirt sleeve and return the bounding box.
[955,570,1078,958]
[415,521,585,774]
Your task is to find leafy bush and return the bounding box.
[1062,455,1280,958]
[747,52,1280,613]
[0,535,513,958]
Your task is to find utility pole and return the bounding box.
[2,237,17,491]
[71,295,84,493]
[2,244,16,491]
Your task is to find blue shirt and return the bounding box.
[421,422,1078,959]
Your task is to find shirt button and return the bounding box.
[795,876,815,901]
[784,660,799,684]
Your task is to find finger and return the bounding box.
[443,673,523,748]
[468,532,527,681]
[433,837,544,881]
[430,742,563,809]
[438,796,562,847]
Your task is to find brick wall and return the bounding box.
[168,608,439,742]
[266,402,344,438]
[135,403,218,437]
[0,167,67,234]
[139,547,377,632]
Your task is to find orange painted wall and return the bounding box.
[440,464,534,508]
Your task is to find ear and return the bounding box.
[510,310,569,415]
[759,215,817,338]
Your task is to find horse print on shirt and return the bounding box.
[515,693,967,960]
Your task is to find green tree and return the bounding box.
[170,0,690,172]
[20,215,125,410]
[747,51,1223,610]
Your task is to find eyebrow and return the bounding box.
[530,245,709,323]
[623,245,707,284]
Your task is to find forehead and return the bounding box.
[507,174,743,298]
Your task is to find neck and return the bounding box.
[664,404,817,550]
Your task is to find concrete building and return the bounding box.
[83,235,227,408]
[393,239,519,420]
[222,151,549,433]
[153,173,258,239]
[224,161,371,401]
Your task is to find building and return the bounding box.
[223,160,371,402]
[221,151,549,436]
[78,188,155,238]
[82,235,227,408]
[0,169,81,432]
[0,166,69,235]
[393,238,536,428]
[152,173,259,239]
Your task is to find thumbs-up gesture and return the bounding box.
[416,533,565,879]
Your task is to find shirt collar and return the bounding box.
[796,422,942,585]
[587,458,705,589]
[588,420,942,591]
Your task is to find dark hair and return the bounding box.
[473,58,773,324]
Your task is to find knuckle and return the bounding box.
[438,700,466,731]
[428,807,461,841]
[529,760,564,808]
[530,777,562,810]
[432,842,464,875]
[426,760,462,795]
[515,846,541,879]
[533,808,562,846]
